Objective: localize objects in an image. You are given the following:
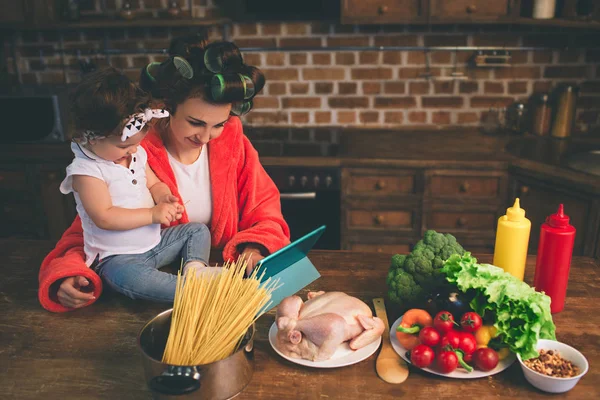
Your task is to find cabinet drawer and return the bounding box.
[346,172,416,196]
[0,169,27,191]
[348,243,411,254]
[428,211,496,231]
[348,209,413,230]
[429,175,501,198]
[342,0,421,22]
[430,0,509,17]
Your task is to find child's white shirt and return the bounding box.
[60,142,161,266]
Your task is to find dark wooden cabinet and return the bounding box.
[341,165,508,255]
[0,158,75,241]
[341,0,423,24]
[341,0,516,24]
[341,167,423,252]
[0,0,27,24]
[0,0,58,25]
[429,0,515,19]
[509,172,600,257]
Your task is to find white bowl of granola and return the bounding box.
[517,339,589,393]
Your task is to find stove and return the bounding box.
[264,166,341,250]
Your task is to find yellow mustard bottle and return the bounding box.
[493,198,531,281]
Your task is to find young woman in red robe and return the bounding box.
[38,34,290,312]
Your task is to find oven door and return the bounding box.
[279,190,340,250]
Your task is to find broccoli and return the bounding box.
[386,230,465,307]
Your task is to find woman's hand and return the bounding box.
[240,244,265,275]
[57,276,96,309]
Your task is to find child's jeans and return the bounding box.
[94,223,211,302]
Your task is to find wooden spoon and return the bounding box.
[373,297,409,384]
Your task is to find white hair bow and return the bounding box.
[121,108,169,141]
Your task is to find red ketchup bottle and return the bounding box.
[533,204,576,313]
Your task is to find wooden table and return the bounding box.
[1,240,598,399]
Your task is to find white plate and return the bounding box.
[268,322,382,368]
[390,315,516,379]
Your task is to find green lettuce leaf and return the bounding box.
[442,253,556,360]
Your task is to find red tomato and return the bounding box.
[434,311,456,334]
[460,312,483,333]
[440,330,461,350]
[437,350,458,373]
[457,332,477,356]
[463,352,473,364]
[473,348,499,371]
[418,327,441,347]
[410,344,435,368]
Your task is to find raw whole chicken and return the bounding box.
[275,291,385,361]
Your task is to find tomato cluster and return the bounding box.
[407,311,499,374]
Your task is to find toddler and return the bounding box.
[60,67,214,302]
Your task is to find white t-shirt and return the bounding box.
[60,142,161,266]
[168,147,212,225]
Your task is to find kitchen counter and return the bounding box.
[3,130,600,193]
[505,136,600,195]
[1,239,598,399]
[257,129,600,195]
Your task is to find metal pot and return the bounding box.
[138,309,255,400]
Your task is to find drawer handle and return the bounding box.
[466,4,477,13]
[378,5,388,15]
[456,217,468,227]
[373,214,385,225]
[377,247,383,253]
[459,181,470,193]
[375,179,386,190]
[520,185,530,195]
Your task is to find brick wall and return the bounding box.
[3,4,600,133]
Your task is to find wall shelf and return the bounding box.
[1,16,231,31]
[341,16,600,30]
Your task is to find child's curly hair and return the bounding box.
[71,67,151,142]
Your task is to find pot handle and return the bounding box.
[245,324,256,352]
[150,366,201,395]
[245,338,254,353]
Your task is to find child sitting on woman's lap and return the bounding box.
[60,67,215,303]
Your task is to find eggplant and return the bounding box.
[425,287,474,320]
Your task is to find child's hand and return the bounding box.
[158,194,179,205]
[151,203,179,225]
[175,203,184,220]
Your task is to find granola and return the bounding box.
[523,349,580,378]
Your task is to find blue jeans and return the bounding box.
[95,223,211,302]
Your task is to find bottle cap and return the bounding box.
[506,198,526,221]
[547,204,570,228]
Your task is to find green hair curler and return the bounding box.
[211,74,226,101]
[239,74,255,100]
[230,100,253,116]
[204,47,224,73]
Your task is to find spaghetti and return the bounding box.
[162,258,279,365]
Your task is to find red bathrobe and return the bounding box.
[38,117,290,312]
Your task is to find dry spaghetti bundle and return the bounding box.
[162,258,279,366]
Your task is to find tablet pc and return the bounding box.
[257,225,325,310]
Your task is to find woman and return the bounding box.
[38,33,290,312]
